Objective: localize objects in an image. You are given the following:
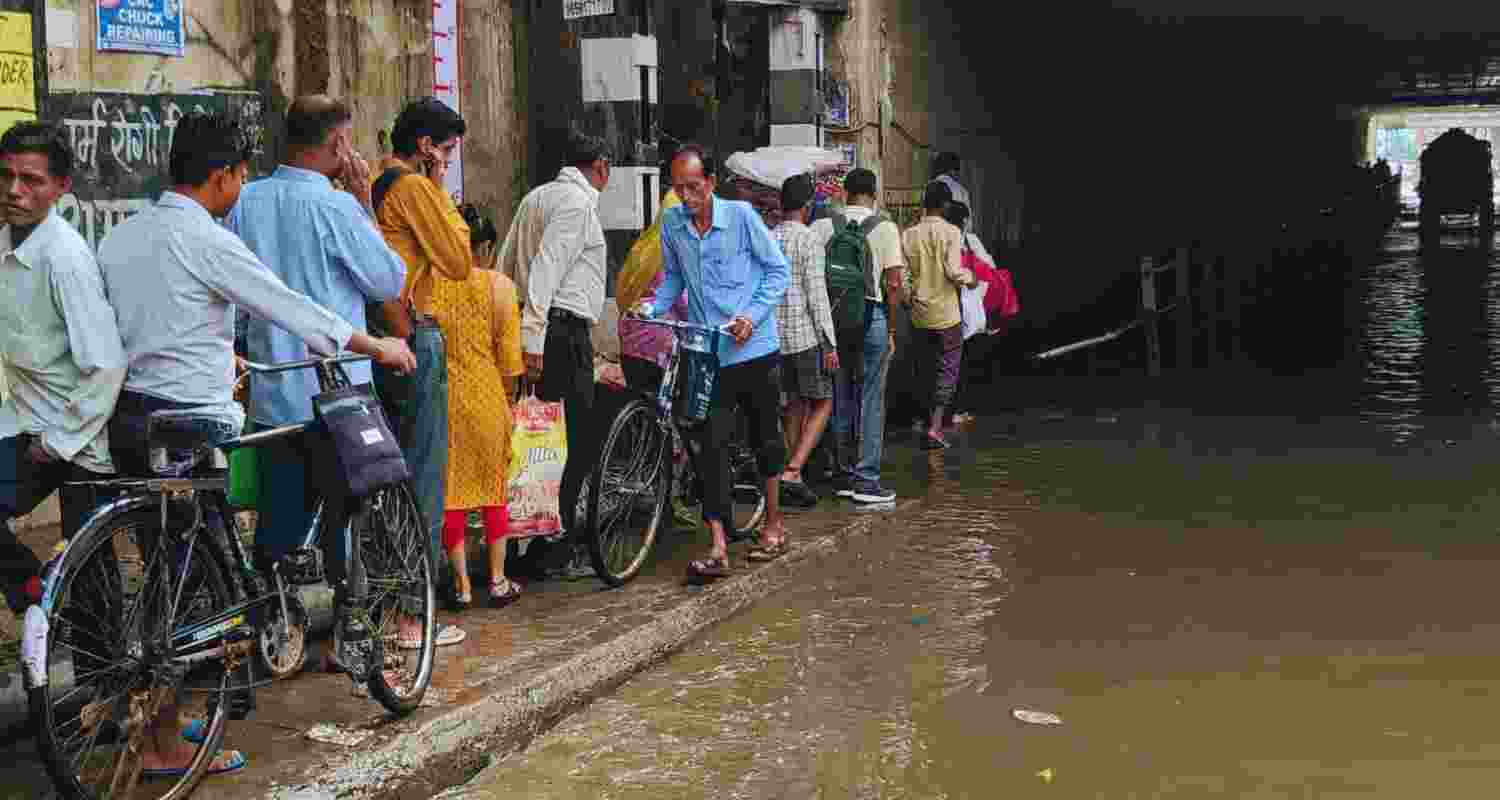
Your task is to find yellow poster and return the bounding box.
[0,11,35,132]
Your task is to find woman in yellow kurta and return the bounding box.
[429,234,526,608]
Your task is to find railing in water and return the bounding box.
[1031,245,1270,377]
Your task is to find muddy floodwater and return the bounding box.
[454,228,1500,799]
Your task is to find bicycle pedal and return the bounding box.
[336,621,373,683]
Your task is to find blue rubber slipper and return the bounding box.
[143,748,246,779]
[182,718,207,744]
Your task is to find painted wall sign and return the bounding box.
[44,90,266,249]
[0,11,36,133]
[96,0,185,58]
[433,0,463,202]
[563,0,614,21]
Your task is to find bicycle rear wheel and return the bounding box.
[356,482,436,715]
[727,443,768,539]
[35,506,238,800]
[587,398,672,587]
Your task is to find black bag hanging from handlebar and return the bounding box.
[312,383,410,497]
[674,327,723,426]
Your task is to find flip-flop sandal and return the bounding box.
[746,539,790,562]
[143,748,246,779]
[489,578,522,608]
[686,556,731,581]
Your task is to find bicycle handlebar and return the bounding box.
[624,316,731,334]
[239,352,371,375]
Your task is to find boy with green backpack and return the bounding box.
[809,168,906,504]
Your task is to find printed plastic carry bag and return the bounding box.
[506,390,567,537]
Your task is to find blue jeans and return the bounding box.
[832,302,891,484]
[853,304,891,484]
[405,322,450,581]
[373,319,450,581]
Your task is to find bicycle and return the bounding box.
[25,353,437,800]
[584,318,767,587]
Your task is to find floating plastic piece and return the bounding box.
[305,723,373,747]
[1013,709,1064,726]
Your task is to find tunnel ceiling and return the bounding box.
[949,5,1500,114]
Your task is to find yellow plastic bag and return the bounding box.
[615,190,682,313]
[506,391,568,537]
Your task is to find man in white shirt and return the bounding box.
[0,122,126,615]
[809,168,904,504]
[496,131,609,579]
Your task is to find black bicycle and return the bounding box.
[25,354,437,800]
[584,319,767,587]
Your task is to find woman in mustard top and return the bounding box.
[432,209,526,607]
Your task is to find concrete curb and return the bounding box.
[267,501,911,799]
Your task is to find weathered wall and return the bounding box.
[40,0,521,249]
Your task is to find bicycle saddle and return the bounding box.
[146,409,237,477]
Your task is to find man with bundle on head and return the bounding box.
[635,144,792,577]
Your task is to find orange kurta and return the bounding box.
[429,269,525,509]
[373,159,473,319]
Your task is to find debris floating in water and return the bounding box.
[305,723,372,747]
[1013,709,1064,726]
[1036,767,1056,783]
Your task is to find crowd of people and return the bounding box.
[0,90,1006,777]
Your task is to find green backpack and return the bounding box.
[824,212,884,337]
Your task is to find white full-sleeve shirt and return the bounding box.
[496,167,607,355]
[98,192,355,424]
[0,210,127,473]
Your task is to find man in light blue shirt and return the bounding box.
[225,95,409,575]
[648,144,791,580]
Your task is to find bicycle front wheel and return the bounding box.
[35,506,238,800]
[356,482,436,715]
[587,397,672,587]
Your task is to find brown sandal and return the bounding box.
[747,539,789,562]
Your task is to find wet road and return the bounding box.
[453,226,1500,798]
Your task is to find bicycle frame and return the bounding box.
[41,354,369,680]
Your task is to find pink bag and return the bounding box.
[960,245,1020,319]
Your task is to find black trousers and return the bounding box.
[0,435,106,612]
[539,310,596,535]
[688,352,786,526]
[622,355,665,398]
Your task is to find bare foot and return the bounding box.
[759,520,788,549]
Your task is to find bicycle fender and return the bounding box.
[39,493,161,614]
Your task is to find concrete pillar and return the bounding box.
[767,7,822,147]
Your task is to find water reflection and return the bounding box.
[1356,229,1425,442]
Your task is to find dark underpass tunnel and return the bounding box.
[887,3,1500,429]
